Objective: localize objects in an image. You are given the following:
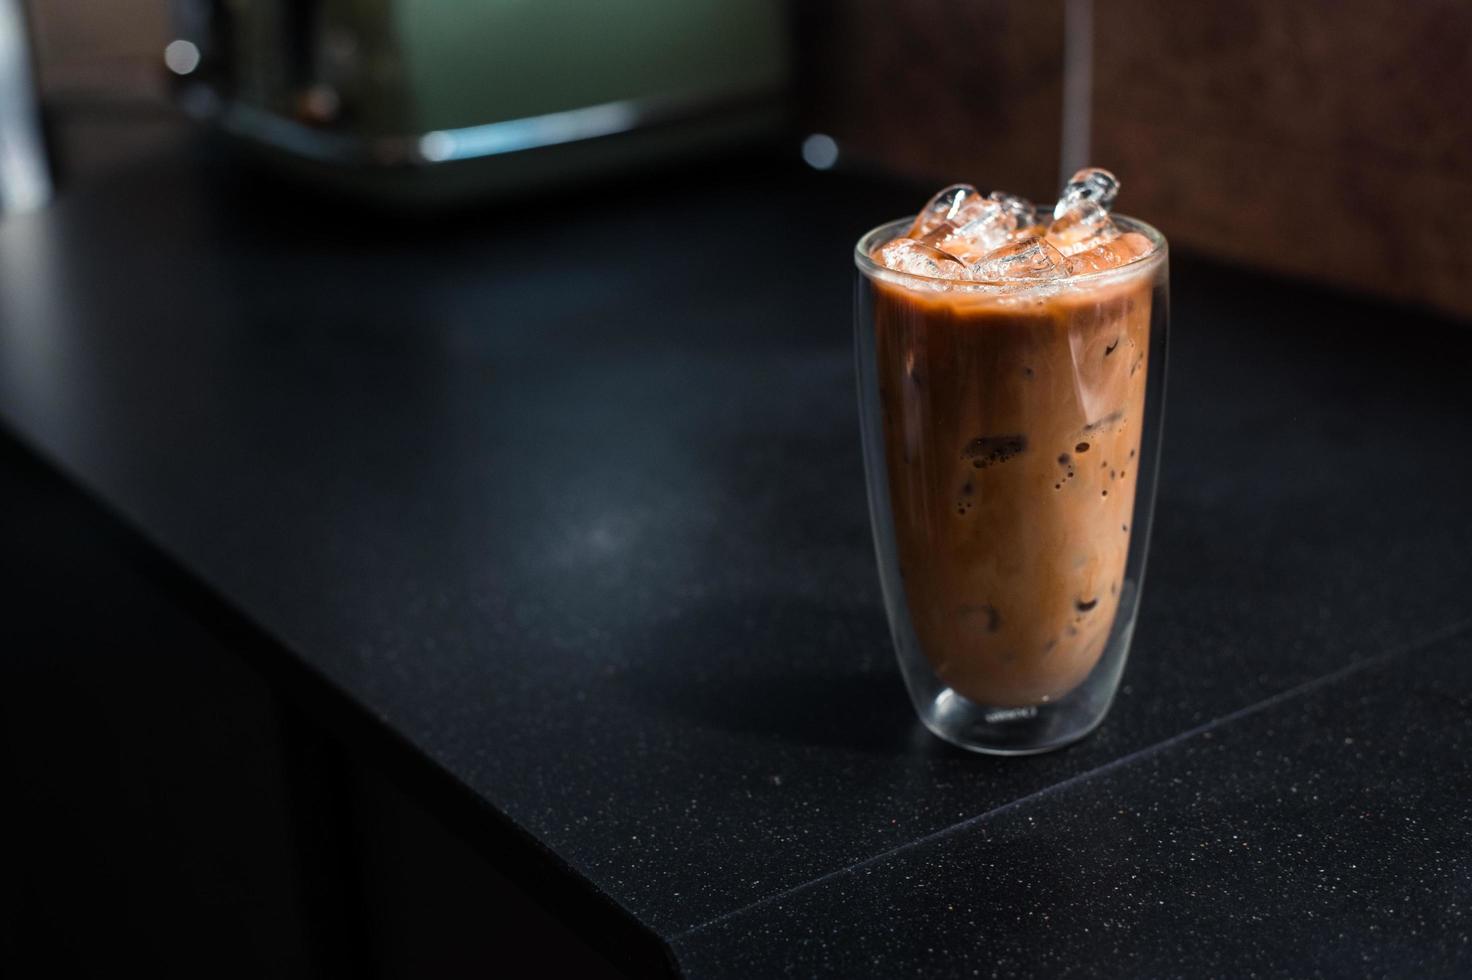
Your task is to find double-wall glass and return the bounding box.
[854,216,1169,755]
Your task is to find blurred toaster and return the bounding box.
[168,0,789,200]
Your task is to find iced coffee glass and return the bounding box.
[854,172,1168,754]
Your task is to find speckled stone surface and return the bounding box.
[672,629,1472,977]
[1,138,1469,975]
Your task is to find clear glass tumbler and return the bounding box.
[855,216,1168,755]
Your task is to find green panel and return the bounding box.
[391,0,787,131]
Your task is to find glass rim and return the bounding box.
[853,213,1168,293]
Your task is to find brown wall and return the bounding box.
[799,0,1472,319]
[25,0,169,101]
[793,0,1066,203]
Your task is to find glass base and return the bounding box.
[918,687,1116,756]
[901,599,1135,756]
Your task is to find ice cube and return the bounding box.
[964,237,1066,282]
[987,191,1038,232]
[1052,167,1120,220]
[908,183,980,237]
[878,238,967,279]
[922,198,1015,263]
[1046,198,1119,257]
[1063,231,1155,275]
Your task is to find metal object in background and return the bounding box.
[167,0,789,202]
[0,0,50,215]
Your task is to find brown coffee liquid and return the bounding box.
[871,273,1153,706]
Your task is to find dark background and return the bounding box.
[22,0,1472,317]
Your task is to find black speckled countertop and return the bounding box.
[1,137,1469,977]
